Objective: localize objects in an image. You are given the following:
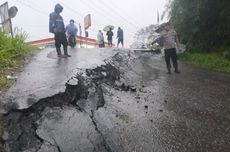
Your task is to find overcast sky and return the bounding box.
[2,0,168,46]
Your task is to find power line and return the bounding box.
[13,0,80,32]
[81,0,139,43]
[24,0,49,14]
[99,0,141,29]
[78,0,138,36]
[13,0,138,43]
[84,0,139,31]
[54,0,85,18]
[52,0,112,38]
[86,0,131,26]
[103,0,142,28]
[78,0,117,25]
[51,0,139,34]
[51,0,83,25]
[13,0,48,16]
[53,0,109,31]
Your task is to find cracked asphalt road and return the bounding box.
[0,48,230,152]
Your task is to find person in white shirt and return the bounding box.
[152,22,180,74]
[97,30,105,48]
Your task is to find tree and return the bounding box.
[166,0,230,52]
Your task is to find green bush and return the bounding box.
[0,28,31,89]
[0,28,28,68]
[168,0,230,53]
[222,48,230,60]
[179,52,230,72]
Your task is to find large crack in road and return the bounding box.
[1,50,230,152]
[0,52,134,152]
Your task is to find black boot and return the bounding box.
[56,48,61,57]
[63,46,71,57]
[167,68,171,74]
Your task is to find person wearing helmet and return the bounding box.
[49,4,71,57]
[66,19,78,48]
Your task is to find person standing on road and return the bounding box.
[97,30,105,48]
[152,22,180,74]
[117,27,124,48]
[102,33,105,47]
[66,19,78,48]
[49,4,71,57]
[106,28,113,47]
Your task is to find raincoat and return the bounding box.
[49,4,65,33]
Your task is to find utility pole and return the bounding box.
[157,10,160,25]
[0,2,18,37]
[84,14,91,48]
[79,23,83,48]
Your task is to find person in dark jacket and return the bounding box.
[49,4,71,57]
[106,28,113,47]
[117,27,124,48]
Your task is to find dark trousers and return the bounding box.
[117,38,123,46]
[68,35,76,47]
[164,48,178,70]
[108,39,112,47]
[99,43,105,48]
[54,32,68,54]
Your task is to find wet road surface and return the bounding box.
[0,48,230,152]
[1,48,117,110]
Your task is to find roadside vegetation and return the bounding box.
[0,28,37,149]
[0,28,35,90]
[134,0,230,72]
[179,52,230,72]
[165,0,230,72]
[0,28,37,147]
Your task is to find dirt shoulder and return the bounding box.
[0,48,40,151]
[0,48,41,94]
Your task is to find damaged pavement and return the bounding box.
[0,48,230,152]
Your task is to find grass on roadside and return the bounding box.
[0,28,36,90]
[0,28,29,68]
[0,28,37,141]
[179,52,230,72]
[0,72,12,89]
